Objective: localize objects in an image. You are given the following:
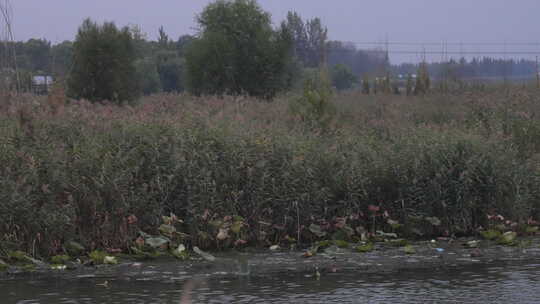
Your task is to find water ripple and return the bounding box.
[2,262,540,303]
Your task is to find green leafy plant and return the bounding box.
[50,255,71,265]
[497,231,517,246]
[480,229,501,240]
[333,240,349,248]
[88,250,107,264]
[403,245,416,254]
[290,70,335,130]
[356,242,374,253]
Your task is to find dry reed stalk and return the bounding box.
[0,90,12,115]
[46,81,66,116]
[16,98,35,138]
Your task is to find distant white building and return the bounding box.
[32,75,53,86]
[32,75,53,94]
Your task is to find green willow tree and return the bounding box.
[185,0,293,99]
[68,19,140,103]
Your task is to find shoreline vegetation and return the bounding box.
[1,86,540,272]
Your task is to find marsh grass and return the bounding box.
[1,86,540,257]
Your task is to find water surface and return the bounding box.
[2,261,539,303]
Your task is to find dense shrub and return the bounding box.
[68,19,140,103]
[330,64,357,91]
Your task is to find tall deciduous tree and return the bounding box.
[51,40,73,77]
[305,18,327,67]
[135,57,162,95]
[68,19,140,103]
[283,12,327,68]
[157,26,169,49]
[175,35,195,57]
[24,39,51,73]
[284,12,308,63]
[156,49,185,93]
[185,0,292,99]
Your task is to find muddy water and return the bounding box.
[1,261,540,304]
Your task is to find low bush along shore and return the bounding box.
[1,87,540,267]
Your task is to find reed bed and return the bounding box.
[1,87,540,257]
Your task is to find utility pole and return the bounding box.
[536,56,540,89]
[385,34,389,72]
[440,41,444,92]
[442,41,448,94]
[384,34,390,93]
[503,41,508,86]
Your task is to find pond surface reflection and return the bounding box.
[2,261,539,303]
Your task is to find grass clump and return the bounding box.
[388,239,409,247]
[480,230,502,241]
[88,250,108,265]
[525,226,539,234]
[0,260,8,272]
[403,245,416,255]
[333,240,349,248]
[50,255,71,265]
[7,251,28,262]
[497,232,518,246]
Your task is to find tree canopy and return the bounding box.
[68,19,140,103]
[331,64,357,91]
[185,0,293,98]
[283,12,328,68]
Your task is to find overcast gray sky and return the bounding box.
[10,0,540,63]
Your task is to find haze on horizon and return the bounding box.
[9,0,540,63]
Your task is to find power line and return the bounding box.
[536,56,540,89]
[348,41,540,46]
[332,48,540,56]
[383,51,540,55]
[329,40,540,63]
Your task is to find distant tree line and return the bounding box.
[327,41,389,78]
[0,26,194,98]
[0,0,537,102]
[393,57,537,81]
